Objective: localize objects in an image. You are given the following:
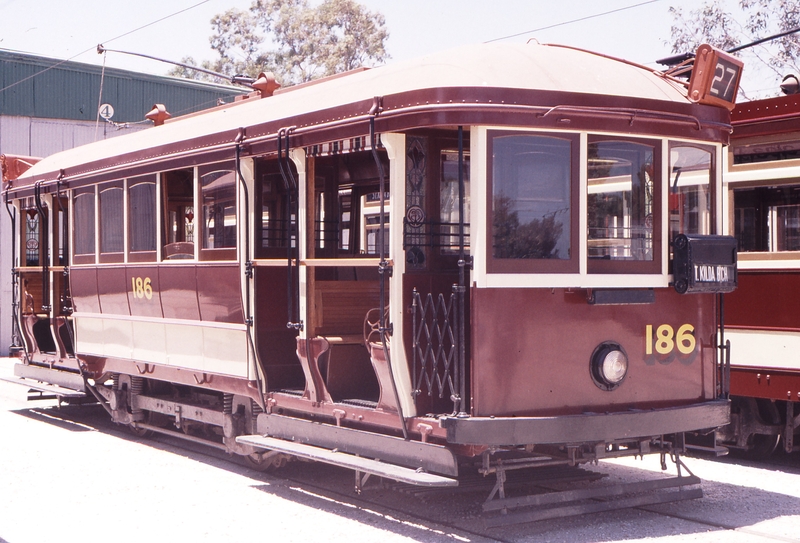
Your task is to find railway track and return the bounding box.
[7,399,800,543]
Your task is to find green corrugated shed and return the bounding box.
[0,49,247,123]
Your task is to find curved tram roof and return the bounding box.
[7,42,731,196]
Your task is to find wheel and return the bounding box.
[243,451,288,472]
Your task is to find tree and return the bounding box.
[169,0,389,87]
[668,0,800,98]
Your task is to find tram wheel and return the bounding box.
[745,433,780,458]
[243,451,288,472]
[128,419,154,438]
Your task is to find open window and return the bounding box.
[200,164,237,260]
[161,169,195,260]
[734,184,800,252]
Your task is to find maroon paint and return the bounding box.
[471,287,717,417]
[726,271,800,332]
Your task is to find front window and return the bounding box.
[488,131,577,273]
[669,145,712,243]
[587,137,660,274]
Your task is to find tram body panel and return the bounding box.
[471,287,716,417]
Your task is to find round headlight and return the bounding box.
[591,343,628,391]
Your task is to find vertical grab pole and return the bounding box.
[34,181,51,313]
[456,126,468,417]
[278,127,302,332]
[4,189,27,361]
[719,292,730,399]
[370,102,408,439]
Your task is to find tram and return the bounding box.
[2,41,741,520]
[719,80,800,456]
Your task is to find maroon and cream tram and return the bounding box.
[2,42,741,520]
[719,85,800,456]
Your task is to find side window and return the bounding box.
[587,137,661,274]
[734,185,800,252]
[200,166,237,259]
[161,169,195,260]
[99,182,124,262]
[488,131,578,273]
[73,188,96,264]
[128,176,157,261]
[669,145,713,242]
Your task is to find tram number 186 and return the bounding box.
[645,324,695,355]
[131,277,153,300]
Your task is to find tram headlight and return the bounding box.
[590,342,628,391]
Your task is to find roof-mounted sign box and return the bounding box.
[687,44,744,110]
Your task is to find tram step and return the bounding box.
[236,434,458,487]
[0,376,87,399]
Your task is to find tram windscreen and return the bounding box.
[587,140,655,262]
[491,134,572,261]
[669,146,712,244]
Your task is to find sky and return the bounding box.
[0,0,788,100]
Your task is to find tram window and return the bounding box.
[669,146,712,244]
[733,185,800,252]
[200,166,237,258]
[99,183,124,261]
[440,150,470,254]
[361,191,390,256]
[128,176,157,260]
[255,160,290,259]
[587,137,661,274]
[488,132,578,273]
[73,189,96,263]
[161,169,195,260]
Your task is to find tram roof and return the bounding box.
[14,42,703,186]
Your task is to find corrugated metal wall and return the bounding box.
[0,51,248,356]
[0,50,246,123]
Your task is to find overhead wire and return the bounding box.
[484,0,662,43]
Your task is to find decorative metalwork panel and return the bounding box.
[411,287,460,411]
[405,136,427,269]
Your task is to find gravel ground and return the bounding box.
[1,357,799,543]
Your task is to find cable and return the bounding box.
[485,0,661,43]
[0,0,212,95]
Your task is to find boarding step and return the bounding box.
[237,434,458,487]
[0,375,86,399]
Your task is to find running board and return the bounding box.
[0,375,87,399]
[236,435,458,487]
[483,474,702,526]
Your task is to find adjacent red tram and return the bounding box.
[719,86,800,456]
[2,42,741,520]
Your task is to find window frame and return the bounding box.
[98,180,125,263]
[128,174,158,263]
[72,186,97,265]
[586,135,663,275]
[485,129,580,274]
[198,162,238,261]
